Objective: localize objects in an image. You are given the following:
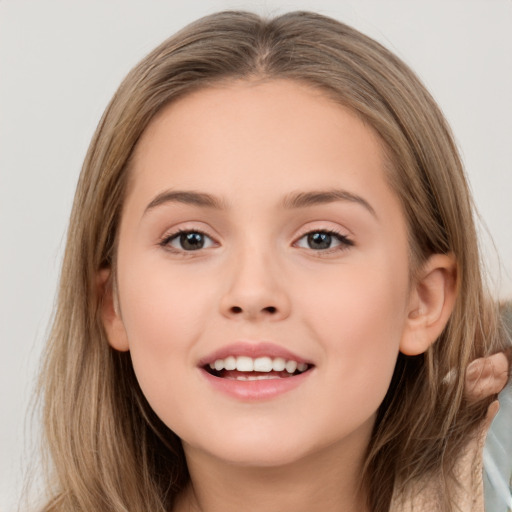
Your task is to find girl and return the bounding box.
[37,11,510,512]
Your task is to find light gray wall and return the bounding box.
[1,1,511,510]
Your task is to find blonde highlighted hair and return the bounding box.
[38,11,509,512]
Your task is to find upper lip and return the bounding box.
[198,342,311,367]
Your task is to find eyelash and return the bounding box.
[158,228,354,254]
[158,229,217,253]
[294,229,354,253]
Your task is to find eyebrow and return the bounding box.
[282,189,377,217]
[143,188,376,218]
[144,190,225,214]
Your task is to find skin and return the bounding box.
[102,79,457,512]
[465,352,509,401]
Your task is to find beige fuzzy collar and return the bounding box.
[389,401,499,512]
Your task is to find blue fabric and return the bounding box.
[484,382,512,512]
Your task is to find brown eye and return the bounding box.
[179,232,205,250]
[307,232,332,250]
[164,231,215,251]
[295,230,353,251]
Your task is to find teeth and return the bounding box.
[208,356,309,374]
[272,357,286,371]
[224,355,236,370]
[253,357,273,372]
[236,356,254,372]
[227,374,281,381]
[285,360,297,373]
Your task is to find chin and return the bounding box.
[202,442,313,468]
[181,421,331,469]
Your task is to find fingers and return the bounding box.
[465,352,509,402]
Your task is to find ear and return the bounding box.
[97,268,130,352]
[400,253,457,356]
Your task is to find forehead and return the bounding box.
[124,78,405,233]
[128,79,392,200]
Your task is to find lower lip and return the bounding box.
[200,368,312,400]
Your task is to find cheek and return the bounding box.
[300,257,409,406]
[119,249,220,335]
[302,252,408,335]
[117,260,215,404]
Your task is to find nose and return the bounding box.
[219,245,291,321]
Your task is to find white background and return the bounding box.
[1,1,511,510]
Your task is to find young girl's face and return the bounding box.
[107,79,415,469]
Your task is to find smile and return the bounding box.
[206,356,310,380]
[200,343,315,399]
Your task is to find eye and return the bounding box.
[161,230,216,251]
[295,230,353,251]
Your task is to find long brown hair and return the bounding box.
[38,11,509,512]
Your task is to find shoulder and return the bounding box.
[390,401,498,512]
[484,383,512,512]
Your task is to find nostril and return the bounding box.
[227,305,278,316]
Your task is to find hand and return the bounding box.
[465,352,509,402]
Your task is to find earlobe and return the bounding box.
[400,254,458,356]
[97,268,130,352]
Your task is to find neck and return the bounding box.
[174,437,370,512]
